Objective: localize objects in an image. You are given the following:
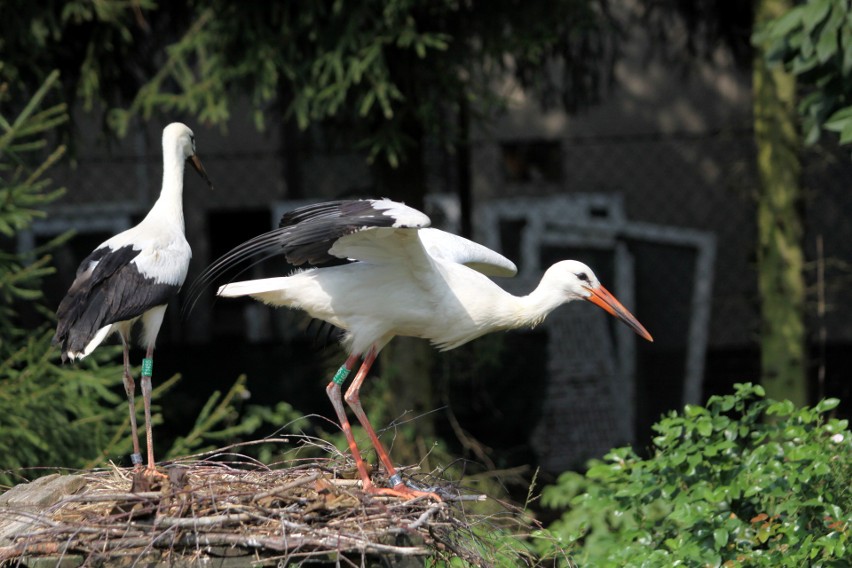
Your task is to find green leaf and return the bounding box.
[839,120,852,144]
[697,417,713,437]
[767,399,796,416]
[757,522,773,544]
[816,25,838,63]
[814,397,840,412]
[714,528,729,549]
[803,0,832,33]
[773,6,806,38]
[824,105,852,131]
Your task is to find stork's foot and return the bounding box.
[144,465,169,480]
[130,464,168,490]
[364,481,441,501]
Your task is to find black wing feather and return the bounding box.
[185,199,425,313]
[54,245,178,359]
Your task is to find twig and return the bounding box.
[61,491,162,503]
[443,493,487,502]
[251,472,321,501]
[79,531,432,556]
[407,504,442,531]
[153,513,253,528]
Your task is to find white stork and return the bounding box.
[193,198,652,499]
[54,122,212,475]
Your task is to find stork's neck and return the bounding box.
[145,147,186,232]
[514,276,569,329]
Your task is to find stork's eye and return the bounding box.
[577,272,590,283]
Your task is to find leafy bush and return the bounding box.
[755,0,852,146]
[539,383,851,567]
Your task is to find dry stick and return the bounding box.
[445,401,496,470]
[153,513,254,528]
[440,493,487,502]
[251,472,322,501]
[79,532,431,556]
[407,504,442,531]
[0,509,63,528]
[275,517,398,548]
[0,541,62,562]
[62,491,162,503]
[15,525,145,540]
[326,479,362,486]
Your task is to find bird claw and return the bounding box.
[131,464,168,483]
[365,475,443,501]
[145,466,169,480]
[367,483,442,501]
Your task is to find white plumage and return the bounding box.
[196,198,653,499]
[54,122,212,475]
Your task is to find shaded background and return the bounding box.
[10,1,852,487]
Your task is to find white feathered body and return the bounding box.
[54,123,199,360]
[209,198,652,364]
[218,230,572,356]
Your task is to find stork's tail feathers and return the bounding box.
[54,324,113,363]
[217,278,290,298]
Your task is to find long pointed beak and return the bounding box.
[189,155,214,190]
[584,284,654,342]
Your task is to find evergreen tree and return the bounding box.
[0,71,139,484]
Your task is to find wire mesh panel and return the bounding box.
[477,192,714,467]
[531,303,622,471]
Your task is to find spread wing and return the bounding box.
[416,228,517,277]
[186,199,429,304]
[187,198,517,312]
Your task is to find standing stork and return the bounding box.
[192,198,653,499]
[54,122,212,475]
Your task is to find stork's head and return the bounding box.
[549,260,653,342]
[163,122,213,189]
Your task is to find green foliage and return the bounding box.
[755,0,852,145]
[166,374,305,462]
[0,71,138,484]
[0,1,157,116]
[539,384,851,567]
[2,1,614,168]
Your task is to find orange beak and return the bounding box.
[584,285,654,342]
[189,154,214,190]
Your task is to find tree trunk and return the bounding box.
[753,0,807,405]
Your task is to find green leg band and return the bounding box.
[141,357,153,377]
[332,366,350,386]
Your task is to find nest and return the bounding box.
[0,439,537,566]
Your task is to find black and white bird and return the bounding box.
[192,198,653,499]
[54,122,212,475]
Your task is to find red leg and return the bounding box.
[344,347,440,501]
[120,337,143,469]
[325,354,379,490]
[140,346,165,477]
